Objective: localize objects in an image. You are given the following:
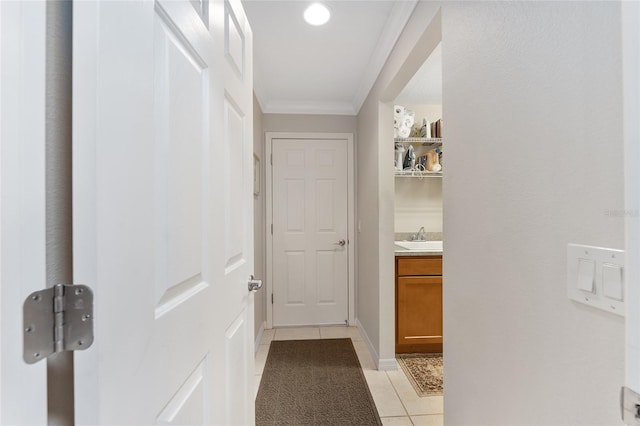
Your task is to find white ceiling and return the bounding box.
[242,0,417,115]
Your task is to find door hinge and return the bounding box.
[23,283,94,364]
[271,224,273,235]
[271,293,274,304]
[621,386,640,424]
[270,154,273,165]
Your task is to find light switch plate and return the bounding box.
[567,243,625,316]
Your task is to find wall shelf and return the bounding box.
[394,138,443,177]
[394,137,442,148]
[394,170,442,178]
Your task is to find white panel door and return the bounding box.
[73,0,254,424]
[217,0,255,424]
[272,139,348,326]
[0,1,48,423]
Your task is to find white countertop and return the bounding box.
[394,243,443,256]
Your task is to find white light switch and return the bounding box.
[567,243,625,316]
[577,259,595,293]
[602,263,623,301]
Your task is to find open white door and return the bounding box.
[73,0,254,424]
[0,1,48,423]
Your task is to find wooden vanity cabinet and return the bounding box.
[395,256,443,354]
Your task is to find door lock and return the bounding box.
[335,239,346,247]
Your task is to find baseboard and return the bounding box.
[356,318,379,362]
[254,320,266,354]
[377,358,399,371]
[356,318,398,371]
[355,318,379,368]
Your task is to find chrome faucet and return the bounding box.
[412,226,426,241]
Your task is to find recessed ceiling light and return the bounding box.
[304,3,330,26]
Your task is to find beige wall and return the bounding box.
[442,3,624,424]
[253,94,266,340]
[355,97,382,360]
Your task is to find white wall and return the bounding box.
[262,113,356,134]
[441,2,624,424]
[394,178,442,233]
[253,94,266,339]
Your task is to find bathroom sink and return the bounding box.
[395,240,443,251]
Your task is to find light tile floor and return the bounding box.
[255,326,444,426]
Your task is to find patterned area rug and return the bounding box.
[396,353,443,397]
[256,338,382,425]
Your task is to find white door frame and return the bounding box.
[265,132,355,329]
[623,0,640,394]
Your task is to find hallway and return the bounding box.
[254,327,443,425]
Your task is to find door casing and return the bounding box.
[265,132,355,329]
[623,0,640,393]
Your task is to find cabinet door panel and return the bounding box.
[397,276,442,353]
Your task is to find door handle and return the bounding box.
[248,275,263,292]
[334,239,346,247]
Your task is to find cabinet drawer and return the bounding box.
[397,256,442,276]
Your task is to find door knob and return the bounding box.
[248,275,263,292]
[335,239,346,247]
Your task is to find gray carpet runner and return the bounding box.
[255,338,382,425]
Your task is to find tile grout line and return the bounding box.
[379,415,416,426]
[385,370,414,424]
